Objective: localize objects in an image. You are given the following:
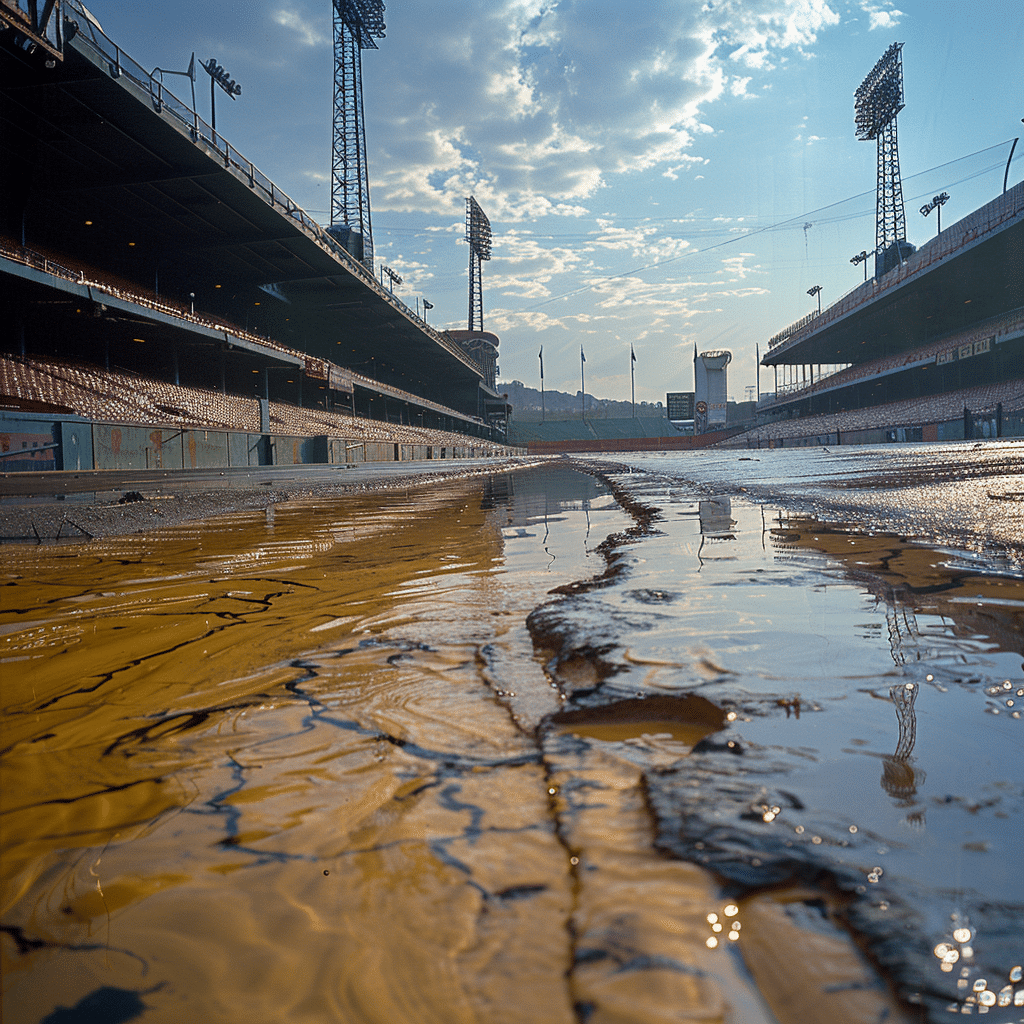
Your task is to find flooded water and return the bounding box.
[2,451,1022,1023]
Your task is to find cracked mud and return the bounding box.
[2,452,1022,1023]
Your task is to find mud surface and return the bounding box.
[0,459,543,542]
[2,452,1023,1022]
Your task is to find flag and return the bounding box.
[581,346,586,363]
[423,300,433,310]
[187,52,196,82]
[539,346,544,378]
[631,345,636,363]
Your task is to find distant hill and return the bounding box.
[498,379,665,422]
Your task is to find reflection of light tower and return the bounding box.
[331,0,386,270]
[882,682,925,816]
[465,196,492,331]
[855,42,910,279]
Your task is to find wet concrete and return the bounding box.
[2,454,1022,1022]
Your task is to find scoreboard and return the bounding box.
[667,392,694,420]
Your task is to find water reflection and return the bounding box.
[1,466,632,1024]
[881,682,925,815]
[697,497,735,568]
[535,469,1023,1022]
[3,459,1022,1023]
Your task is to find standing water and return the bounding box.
[2,449,1022,1023]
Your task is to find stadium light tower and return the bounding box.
[465,196,492,332]
[807,284,822,314]
[855,42,910,279]
[330,0,385,270]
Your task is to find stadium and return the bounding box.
[2,6,1021,472]
[747,40,1022,449]
[1,1,519,477]
[748,180,1023,448]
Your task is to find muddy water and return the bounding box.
[2,458,1022,1023]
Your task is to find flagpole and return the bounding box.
[580,346,586,422]
[631,345,635,418]
[539,346,545,423]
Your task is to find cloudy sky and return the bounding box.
[94,0,1020,404]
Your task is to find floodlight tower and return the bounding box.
[855,42,910,279]
[465,196,492,331]
[330,0,385,270]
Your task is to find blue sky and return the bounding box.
[89,1,1021,404]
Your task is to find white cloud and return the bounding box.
[717,254,762,279]
[366,0,842,218]
[273,7,329,47]
[860,3,905,30]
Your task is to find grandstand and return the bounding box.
[750,182,1024,446]
[1,1,519,477]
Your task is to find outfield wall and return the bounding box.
[0,411,523,474]
[526,428,743,455]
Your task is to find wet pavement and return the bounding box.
[2,451,1022,1023]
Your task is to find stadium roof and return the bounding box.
[762,182,1023,368]
[0,11,486,409]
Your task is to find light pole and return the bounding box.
[807,284,822,315]
[580,346,586,422]
[189,292,195,315]
[200,58,242,143]
[630,344,636,419]
[920,192,949,237]
[382,266,402,293]
[850,250,871,282]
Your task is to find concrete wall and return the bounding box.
[0,417,59,472]
[1,411,524,474]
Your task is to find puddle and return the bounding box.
[529,462,1024,1022]
[2,456,1022,1023]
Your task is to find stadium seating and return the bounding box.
[2,235,510,454]
[742,378,1023,444]
[0,354,510,455]
[765,307,1024,406]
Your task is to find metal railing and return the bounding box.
[1,237,298,359]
